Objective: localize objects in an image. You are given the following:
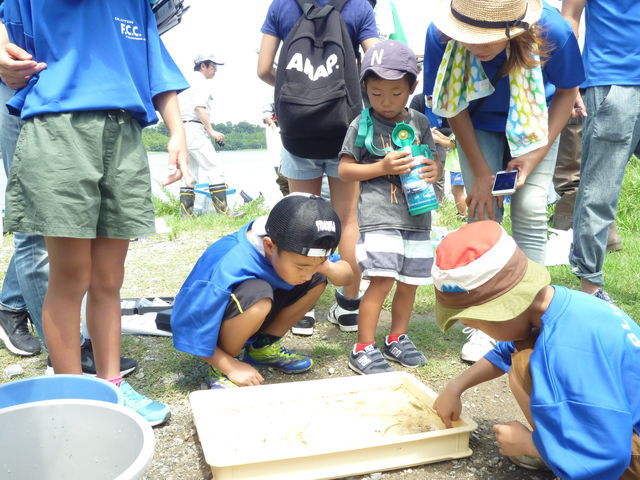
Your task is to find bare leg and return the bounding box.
[580,278,600,295]
[509,367,535,429]
[218,298,273,357]
[358,276,394,344]
[328,175,361,299]
[287,177,322,196]
[264,282,326,336]
[86,237,129,380]
[452,185,467,217]
[389,281,418,335]
[43,238,92,374]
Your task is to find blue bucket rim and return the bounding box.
[0,374,125,406]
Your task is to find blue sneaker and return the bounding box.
[242,338,312,373]
[119,380,171,426]
[208,366,239,389]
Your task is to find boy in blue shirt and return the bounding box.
[431,220,640,480]
[1,1,189,426]
[171,194,353,388]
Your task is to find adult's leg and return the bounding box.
[328,175,361,299]
[86,237,129,380]
[570,86,640,291]
[552,117,583,230]
[12,234,49,343]
[510,138,559,265]
[0,82,47,345]
[43,238,92,374]
[358,276,395,345]
[287,177,322,195]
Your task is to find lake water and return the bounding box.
[0,149,283,211]
[148,149,283,207]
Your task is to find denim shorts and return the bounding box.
[449,171,464,186]
[4,111,155,239]
[279,146,340,180]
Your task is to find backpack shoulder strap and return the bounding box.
[295,0,317,15]
[329,0,349,12]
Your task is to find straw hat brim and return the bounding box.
[433,0,543,45]
[435,259,550,333]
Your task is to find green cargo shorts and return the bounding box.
[4,110,155,239]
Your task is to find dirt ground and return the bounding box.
[142,312,555,480]
[0,232,555,480]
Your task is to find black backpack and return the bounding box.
[275,0,363,159]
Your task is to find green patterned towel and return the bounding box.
[432,40,548,158]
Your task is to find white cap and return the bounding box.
[193,53,224,65]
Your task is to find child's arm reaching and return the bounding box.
[338,150,414,182]
[317,257,353,287]
[153,90,190,187]
[433,357,504,428]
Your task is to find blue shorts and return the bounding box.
[279,147,340,180]
[450,171,464,186]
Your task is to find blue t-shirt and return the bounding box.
[261,0,378,46]
[171,221,294,358]
[423,3,584,132]
[2,0,188,126]
[581,0,640,87]
[485,286,640,480]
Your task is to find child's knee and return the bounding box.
[369,276,395,289]
[246,297,273,319]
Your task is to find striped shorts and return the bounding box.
[356,229,433,285]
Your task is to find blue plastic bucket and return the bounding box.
[0,374,124,408]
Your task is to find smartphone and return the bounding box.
[491,170,518,196]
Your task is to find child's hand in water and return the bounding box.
[433,384,463,428]
[227,360,264,386]
[380,149,413,176]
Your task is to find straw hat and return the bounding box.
[433,0,542,45]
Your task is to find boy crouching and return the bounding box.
[171,193,353,388]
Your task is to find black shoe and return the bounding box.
[291,310,315,336]
[0,309,41,356]
[46,339,138,376]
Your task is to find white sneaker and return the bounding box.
[460,327,496,363]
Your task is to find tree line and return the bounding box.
[142,121,267,152]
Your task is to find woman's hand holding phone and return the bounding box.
[505,149,544,189]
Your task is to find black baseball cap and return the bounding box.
[265,193,341,257]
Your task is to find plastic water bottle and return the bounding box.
[399,144,438,216]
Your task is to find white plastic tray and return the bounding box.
[189,371,477,480]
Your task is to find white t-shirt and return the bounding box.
[178,71,214,122]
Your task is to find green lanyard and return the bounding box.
[355,108,418,155]
[355,107,393,156]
